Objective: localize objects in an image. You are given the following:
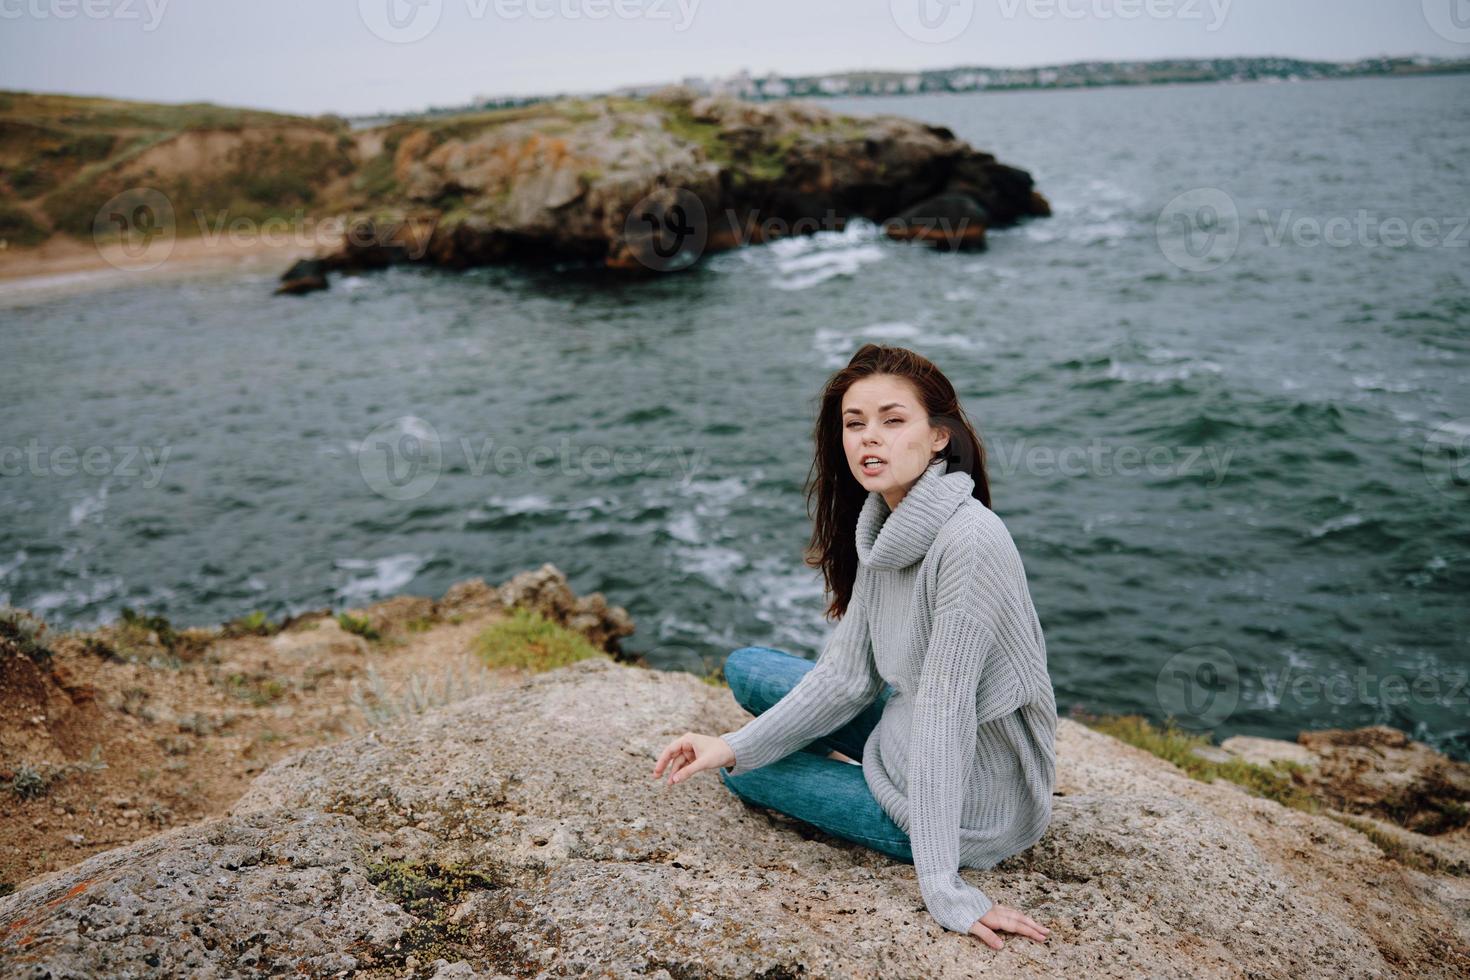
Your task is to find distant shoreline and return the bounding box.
[0,234,318,305]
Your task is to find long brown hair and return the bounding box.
[805,344,992,619]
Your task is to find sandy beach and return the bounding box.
[0,234,322,306]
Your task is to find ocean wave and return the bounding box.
[813,321,987,367]
[68,480,111,528]
[741,220,890,291]
[333,553,427,605]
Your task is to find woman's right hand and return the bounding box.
[968,904,1052,949]
[651,732,736,786]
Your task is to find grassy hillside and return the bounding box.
[0,91,355,247]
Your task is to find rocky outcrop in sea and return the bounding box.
[276,88,1051,293]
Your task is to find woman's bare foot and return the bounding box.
[826,749,859,764]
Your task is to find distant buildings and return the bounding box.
[353,56,1470,125]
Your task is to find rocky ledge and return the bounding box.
[3,651,1467,978]
[276,88,1050,294]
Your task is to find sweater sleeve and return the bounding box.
[719,570,883,776]
[907,541,1008,935]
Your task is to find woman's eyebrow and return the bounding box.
[843,402,908,416]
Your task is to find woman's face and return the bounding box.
[840,374,949,510]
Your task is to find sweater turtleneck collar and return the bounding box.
[855,456,976,571]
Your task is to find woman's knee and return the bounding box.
[721,647,762,703]
[723,646,793,710]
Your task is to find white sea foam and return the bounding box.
[744,220,890,291]
[675,543,748,590]
[1306,513,1365,539]
[28,574,124,617]
[1104,357,1223,384]
[771,245,887,291]
[1352,374,1417,393]
[333,553,427,604]
[482,493,555,515]
[69,482,110,528]
[0,550,28,582]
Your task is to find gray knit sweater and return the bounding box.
[720,457,1057,935]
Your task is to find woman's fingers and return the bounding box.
[989,906,1051,943]
[652,735,691,778]
[652,735,718,786]
[968,920,1003,949]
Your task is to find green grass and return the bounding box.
[222,609,281,638]
[0,606,53,666]
[0,90,339,135]
[1325,811,1467,876]
[1072,709,1321,814]
[223,672,288,707]
[655,99,867,182]
[336,612,381,641]
[0,203,48,246]
[473,607,609,672]
[352,150,398,199]
[6,746,108,801]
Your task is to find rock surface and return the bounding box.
[299,88,1051,289]
[3,657,1467,978]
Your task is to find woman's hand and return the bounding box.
[967,904,1051,949]
[651,732,735,786]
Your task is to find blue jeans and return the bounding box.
[717,646,915,863]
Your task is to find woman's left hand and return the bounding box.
[651,732,735,785]
[968,903,1052,949]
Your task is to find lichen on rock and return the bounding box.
[4,655,1468,977]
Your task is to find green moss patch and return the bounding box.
[1071,710,1321,814]
[473,607,609,672]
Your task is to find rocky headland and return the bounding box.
[2,569,1468,978]
[278,87,1051,292]
[0,89,1049,294]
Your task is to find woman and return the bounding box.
[652,344,1056,950]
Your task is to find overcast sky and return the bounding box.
[1,0,1465,116]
